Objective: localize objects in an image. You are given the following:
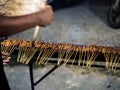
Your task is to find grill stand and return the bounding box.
[29,61,61,90]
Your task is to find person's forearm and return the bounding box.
[0,13,38,37]
[0,5,54,37]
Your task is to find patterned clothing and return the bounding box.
[0,0,46,16]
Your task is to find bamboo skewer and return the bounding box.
[114,56,120,70]
[71,51,78,67]
[112,54,119,70]
[1,39,120,70]
[44,49,56,65]
[1,38,120,70]
[78,46,83,66]
[64,50,74,66]
[33,25,40,40]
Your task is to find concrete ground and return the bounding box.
[4,0,120,90]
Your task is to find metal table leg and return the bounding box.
[29,62,60,90]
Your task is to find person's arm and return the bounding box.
[0,5,54,37]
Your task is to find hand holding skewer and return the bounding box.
[2,52,11,65]
[33,5,54,39]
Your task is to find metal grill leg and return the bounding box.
[29,62,60,90]
[34,64,60,86]
[29,62,35,90]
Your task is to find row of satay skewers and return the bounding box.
[1,39,120,70]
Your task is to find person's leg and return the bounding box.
[0,46,10,90]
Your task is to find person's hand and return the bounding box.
[35,5,54,26]
[2,52,11,65]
